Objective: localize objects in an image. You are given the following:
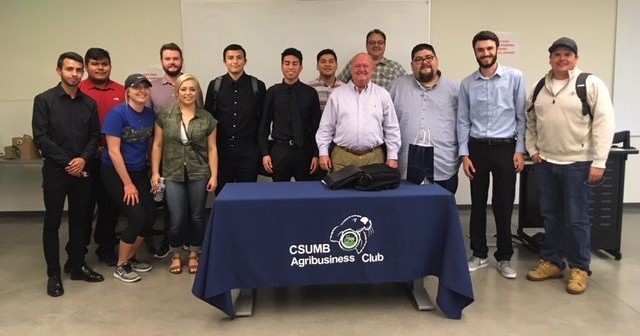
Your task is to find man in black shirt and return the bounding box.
[259,48,322,181]
[32,52,104,297]
[204,44,266,194]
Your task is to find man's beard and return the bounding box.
[163,65,182,77]
[476,54,497,69]
[418,71,434,83]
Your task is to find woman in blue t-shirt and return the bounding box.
[101,74,156,283]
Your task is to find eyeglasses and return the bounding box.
[367,40,386,46]
[413,55,436,64]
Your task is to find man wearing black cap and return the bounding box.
[525,37,615,294]
[32,52,104,297]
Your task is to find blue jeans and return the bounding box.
[535,161,592,272]
[165,179,208,253]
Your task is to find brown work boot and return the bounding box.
[566,268,589,295]
[526,260,563,281]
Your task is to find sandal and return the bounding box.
[188,255,199,274]
[169,255,182,274]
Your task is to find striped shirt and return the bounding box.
[337,57,406,89]
[307,77,345,113]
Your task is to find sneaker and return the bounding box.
[497,261,517,279]
[113,263,140,283]
[467,256,488,272]
[153,244,170,259]
[566,268,588,294]
[129,258,152,272]
[526,260,564,281]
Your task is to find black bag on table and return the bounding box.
[355,163,401,191]
[321,165,363,190]
[407,129,434,185]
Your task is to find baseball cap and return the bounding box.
[548,37,578,54]
[124,73,152,88]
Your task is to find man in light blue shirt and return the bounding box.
[457,31,526,279]
[316,53,401,172]
[388,43,460,193]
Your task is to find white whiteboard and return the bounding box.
[613,0,640,136]
[181,0,430,92]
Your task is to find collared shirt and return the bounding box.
[316,80,401,160]
[457,64,526,156]
[388,73,460,180]
[148,75,204,114]
[101,103,155,172]
[259,80,322,157]
[307,77,345,112]
[337,57,406,89]
[32,83,100,167]
[79,79,125,126]
[203,73,266,142]
[156,105,217,181]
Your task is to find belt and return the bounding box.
[274,139,297,147]
[469,137,515,145]
[220,137,256,148]
[339,145,380,156]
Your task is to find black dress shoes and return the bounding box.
[70,264,104,282]
[47,275,64,297]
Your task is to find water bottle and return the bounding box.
[153,177,165,202]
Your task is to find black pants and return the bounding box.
[89,160,120,253]
[216,140,259,195]
[468,141,516,261]
[435,174,459,194]
[42,165,92,276]
[270,141,313,182]
[101,165,155,245]
[65,159,119,257]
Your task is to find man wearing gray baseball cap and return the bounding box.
[525,37,615,294]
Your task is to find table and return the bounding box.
[192,181,474,319]
[0,158,45,212]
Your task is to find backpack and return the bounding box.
[321,163,401,191]
[354,163,401,191]
[209,75,260,116]
[527,72,592,119]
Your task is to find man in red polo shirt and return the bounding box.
[76,47,125,267]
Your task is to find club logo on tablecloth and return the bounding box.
[288,214,383,268]
[330,215,374,254]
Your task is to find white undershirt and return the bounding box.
[180,121,189,144]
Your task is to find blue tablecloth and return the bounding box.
[192,181,474,319]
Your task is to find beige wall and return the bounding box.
[1,0,635,211]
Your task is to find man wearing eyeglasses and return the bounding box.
[525,37,614,294]
[457,31,526,280]
[337,29,406,88]
[388,43,460,194]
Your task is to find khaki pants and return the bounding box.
[331,146,385,172]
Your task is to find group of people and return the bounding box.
[32,28,614,298]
